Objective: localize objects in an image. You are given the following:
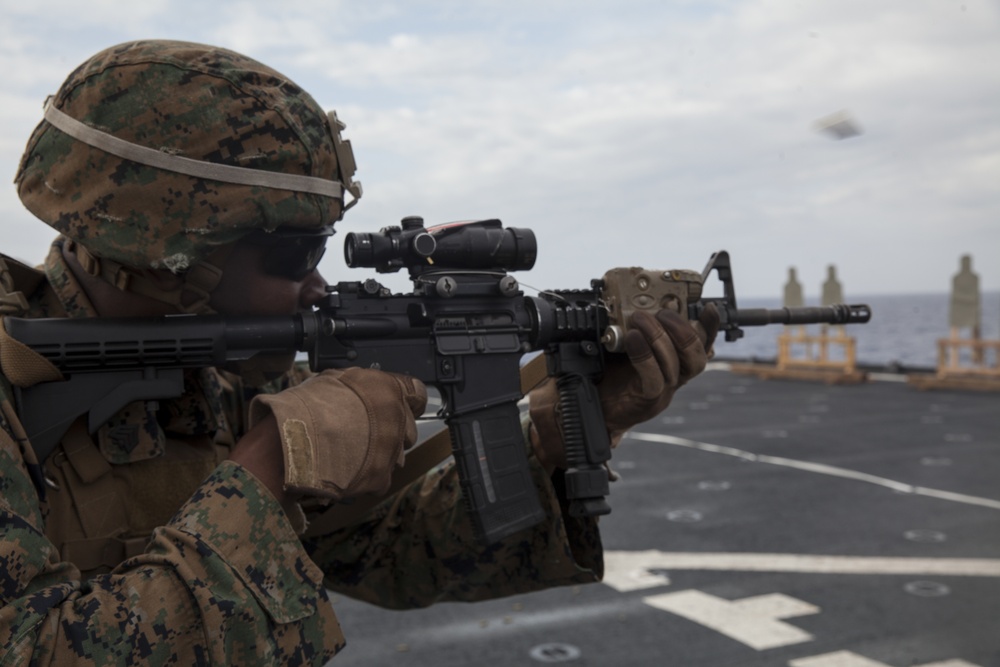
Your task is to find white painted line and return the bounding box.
[418,598,634,643]
[601,551,670,593]
[602,554,672,591]
[628,431,1000,511]
[704,363,912,383]
[789,651,983,667]
[790,651,889,667]
[868,372,909,383]
[602,550,1000,592]
[730,592,819,619]
[643,590,816,650]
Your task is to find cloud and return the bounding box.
[0,0,997,298]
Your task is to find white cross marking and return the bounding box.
[643,590,818,650]
[790,651,982,667]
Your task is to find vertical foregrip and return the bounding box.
[558,374,613,518]
[447,402,547,543]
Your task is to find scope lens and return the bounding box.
[344,233,373,268]
[502,227,537,271]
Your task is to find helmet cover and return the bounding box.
[16,39,352,272]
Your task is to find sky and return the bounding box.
[1,0,997,300]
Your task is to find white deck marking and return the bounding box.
[790,651,982,667]
[602,560,671,592]
[791,651,887,666]
[628,431,1000,511]
[603,550,1000,592]
[867,372,909,383]
[643,590,817,650]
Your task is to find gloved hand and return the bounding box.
[528,305,720,471]
[249,367,427,500]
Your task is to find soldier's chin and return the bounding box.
[224,352,297,388]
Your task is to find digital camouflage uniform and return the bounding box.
[0,39,603,665]
[0,239,603,664]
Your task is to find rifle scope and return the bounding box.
[344,217,537,274]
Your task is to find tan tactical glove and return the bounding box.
[249,368,427,501]
[529,305,720,471]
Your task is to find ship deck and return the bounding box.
[327,365,1000,667]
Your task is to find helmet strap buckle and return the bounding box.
[70,240,134,292]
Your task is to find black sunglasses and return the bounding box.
[244,228,334,281]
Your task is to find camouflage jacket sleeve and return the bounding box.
[0,412,344,666]
[304,452,604,610]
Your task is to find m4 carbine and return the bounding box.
[6,218,870,543]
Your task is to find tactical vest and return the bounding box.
[42,419,234,575]
[0,253,237,576]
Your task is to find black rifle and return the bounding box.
[6,218,870,543]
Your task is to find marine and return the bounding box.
[0,40,717,664]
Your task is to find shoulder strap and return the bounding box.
[302,353,550,538]
[50,419,136,572]
[0,254,44,315]
[0,313,65,471]
[0,317,63,387]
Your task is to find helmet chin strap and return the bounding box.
[69,240,235,315]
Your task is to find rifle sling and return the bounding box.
[0,318,64,389]
[302,353,550,538]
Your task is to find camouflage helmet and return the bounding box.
[16,39,362,273]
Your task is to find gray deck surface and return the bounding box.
[327,366,1000,666]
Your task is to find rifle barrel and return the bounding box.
[733,303,871,327]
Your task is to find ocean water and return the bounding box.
[713,292,1000,371]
